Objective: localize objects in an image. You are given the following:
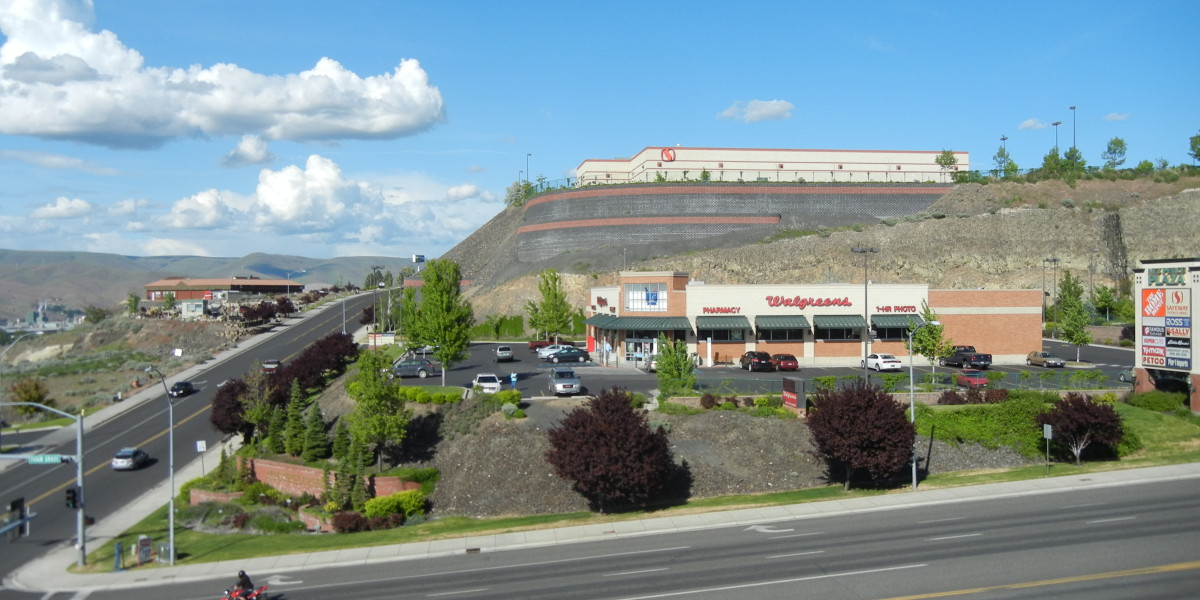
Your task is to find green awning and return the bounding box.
[871,315,925,328]
[755,315,811,330]
[584,314,617,327]
[695,315,751,329]
[813,315,867,329]
[602,316,693,331]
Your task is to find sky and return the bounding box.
[1,0,1196,260]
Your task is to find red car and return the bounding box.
[955,369,989,388]
[770,353,799,371]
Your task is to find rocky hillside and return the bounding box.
[450,177,1200,318]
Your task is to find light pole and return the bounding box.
[908,320,940,490]
[369,265,383,348]
[144,366,175,565]
[1051,121,1063,151]
[286,269,305,297]
[1088,248,1099,302]
[1000,135,1007,150]
[1069,106,1076,150]
[526,153,532,190]
[851,246,879,380]
[1044,257,1060,338]
[1052,258,1060,338]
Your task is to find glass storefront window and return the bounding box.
[624,283,667,312]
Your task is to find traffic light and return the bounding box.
[65,487,78,509]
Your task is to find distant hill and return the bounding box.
[0,251,416,325]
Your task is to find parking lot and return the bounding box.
[389,339,1136,398]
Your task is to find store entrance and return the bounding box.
[624,337,657,365]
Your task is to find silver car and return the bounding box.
[493,345,514,363]
[547,367,582,396]
[111,447,150,471]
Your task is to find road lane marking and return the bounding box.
[770,531,823,539]
[1061,502,1105,509]
[926,533,981,541]
[614,563,926,599]
[918,517,965,524]
[878,559,1200,599]
[605,568,670,577]
[427,589,488,597]
[766,550,824,559]
[1086,516,1136,524]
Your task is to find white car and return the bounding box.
[536,344,573,359]
[863,353,903,371]
[471,373,503,394]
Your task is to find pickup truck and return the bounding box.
[940,345,992,369]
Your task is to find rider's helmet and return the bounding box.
[238,571,246,578]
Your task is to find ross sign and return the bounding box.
[28,454,65,465]
[765,295,852,309]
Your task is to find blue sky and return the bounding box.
[1,0,1196,260]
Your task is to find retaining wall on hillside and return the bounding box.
[517,183,950,262]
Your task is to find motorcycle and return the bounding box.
[222,585,268,600]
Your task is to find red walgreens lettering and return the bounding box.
[765,296,852,309]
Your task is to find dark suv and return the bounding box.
[739,351,774,372]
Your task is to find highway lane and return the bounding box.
[67,477,1200,600]
[0,294,374,576]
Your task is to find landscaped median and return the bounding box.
[70,389,1200,573]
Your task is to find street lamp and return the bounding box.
[851,246,879,381]
[908,320,940,490]
[1043,257,1060,338]
[526,153,532,190]
[1051,121,1063,151]
[1000,135,1007,150]
[144,366,175,565]
[1069,106,1077,150]
[286,269,305,296]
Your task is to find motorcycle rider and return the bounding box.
[232,570,254,598]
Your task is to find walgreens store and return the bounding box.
[585,271,1041,367]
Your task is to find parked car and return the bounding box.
[536,343,574,359]
[547,347,590,363]
[1118,368,1135,383]
[261,359,281,374]
[392,357,440,379]
[770,354,799,371]
[547,367,582,396]
[647,355,659,372]
[863,353,903,372]
[471,373,503,393]
[1026,351,1066,368]
[955,369,989,388]
[493,345,515,363]
[739,351,774,372]
[168,381,195,397]
[111,447,150,471]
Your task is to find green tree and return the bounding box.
[266,405,287,453]
[7,376,55,416]
[1101,137,1127,170]
[347,349,409,470]
[301,403,330,461]
[83,306,111,324]
[1057,272,1092,360]
[1092,285,1118,322]
[409,259,474,385]
[935,150,957,182]
[654,333,695,397]
[126,292,141,316]
[992,145,1012,177]
[504,180,528,207]
[525,269,573,342]
[908,301,954,375]
[284,379,307,456]
[1040,147,1064,177]
[162,292,176,311]
[1189,130,1200,165]
[1063,146,1087,177]
[331,418,351,461]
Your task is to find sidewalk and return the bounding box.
[8,461,1200,593]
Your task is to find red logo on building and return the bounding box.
[661,148,676,162]
[765,296,852,309]
[702,307,741,314]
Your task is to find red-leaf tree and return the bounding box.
[210,378,252,442]
[806,380,915,491]
[1037,392,1124,466]
[546,389,680,513]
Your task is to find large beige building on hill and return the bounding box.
[575,146,970,185]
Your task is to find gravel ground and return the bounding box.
[413,399,1040,519]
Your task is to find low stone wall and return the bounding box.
[243,457,420,498]
[188,489,244,505]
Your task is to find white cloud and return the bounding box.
[1103,112,1130,121]
[1018,118,1047,130]
[139,237,213,257]
[0,149,118,175]
[221,135,275,167]
[0,0,445,148]
[163,188,244,229]
[717,99,794,123]
[106,197,148,217]
[31,195,92,218]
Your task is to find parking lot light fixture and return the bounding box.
[851,246,880,381]
[145,366,175,565]
[908,320,940,490]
